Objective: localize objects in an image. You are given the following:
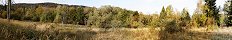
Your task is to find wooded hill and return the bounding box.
[0,2,142,28]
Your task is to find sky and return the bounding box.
[8,0,228,14]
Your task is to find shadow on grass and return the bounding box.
[159,29,212,40]
[210,32,232,40]
[159,29,232,40]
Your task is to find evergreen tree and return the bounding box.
[160,6,166,19]
[203,0,220,26]
[180,8,191,27]
[181,8,191,21]
[166,5,173,17]
[224,0,232,26]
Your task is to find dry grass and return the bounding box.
[0,18,232,40]
[0,19,160,40]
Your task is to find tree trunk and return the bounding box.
[7,0,11,22]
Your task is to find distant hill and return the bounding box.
[0,2,88,10]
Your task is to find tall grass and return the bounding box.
[0,21,98,40]
[0,19,159,40]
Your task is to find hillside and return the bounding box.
[1,2,87,8]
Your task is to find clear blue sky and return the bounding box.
[12,0,227,14]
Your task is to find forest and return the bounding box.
[0,0,232,40]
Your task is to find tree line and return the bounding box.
[0,0,232,29]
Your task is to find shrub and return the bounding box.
[189,20,199,28]
[53,11,62,23]
[11,8,25,20]
[205,17,218,30]
[165,20,184,33]
[40,12,56,22]
[0,11,7,18]
[148,14,160,27]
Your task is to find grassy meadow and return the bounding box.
[1,18,231,40]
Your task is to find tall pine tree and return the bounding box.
[203,0,220,26]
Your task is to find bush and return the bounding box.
[40,12,56,22]
[205,17,218,30]
[0,11,7,18]
[189,20,199,28]
[66,7,85,24]
[148,14,159,26]
[11,8,25,20]
[53,12,62,23]
[165,20,184,33]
